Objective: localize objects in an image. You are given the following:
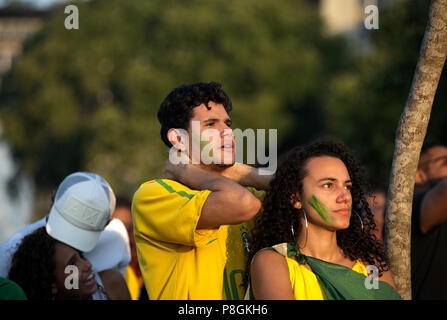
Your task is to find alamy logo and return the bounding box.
[64,265,79,289]
[364,265,379,289]
[364,5,379,30]
[168,121,277,175]
[64,5,79,30]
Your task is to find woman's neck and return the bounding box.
[296,223,345,264]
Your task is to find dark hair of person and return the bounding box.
[370,185,387,197]
[420,142,445,156]
[245,137,389,285]
[157,81,232,148]
[418,142,446,169]
[115,196,132,209]
[8,227,57,300]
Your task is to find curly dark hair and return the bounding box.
[157,81,233,148]
[245,137,389,284]
[8,227,57,300]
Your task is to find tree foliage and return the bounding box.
[0,0,348,198]
[2,0,440,201]
[325,0,447,187]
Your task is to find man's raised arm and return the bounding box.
[164,160,262,229]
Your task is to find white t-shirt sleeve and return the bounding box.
[84,218,131,276]
[0,217,46,278]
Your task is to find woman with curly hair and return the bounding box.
[8,227,130,300]
[246,138,401,300]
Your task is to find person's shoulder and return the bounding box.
[134,179,158,195]
[251,248,287,270]
[152,178,197,193]
[134,179,195,198]
[11,217,46,239]
[99,218,130,251]
[0,217,46,252]
[132,179,161,204]
[250,248,292,298]
[105,218,128,236]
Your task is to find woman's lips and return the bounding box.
[333,209,350,215]
[84,273,97,287]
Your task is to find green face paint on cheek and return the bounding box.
[200,139,213,156]
[192,131,214,157]
[308,195,330,222]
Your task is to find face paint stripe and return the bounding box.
[308,195,329,222]
[311,195,324,214]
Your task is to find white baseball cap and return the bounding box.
[46,172,116,252]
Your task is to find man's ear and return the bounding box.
[167,128,188,152]
[415,168,427,185]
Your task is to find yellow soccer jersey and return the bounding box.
[223,187,265,300]
[124,266,141,300]
[132,179,264,300]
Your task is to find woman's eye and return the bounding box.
[345,185,352,191]
[323,183,332,189]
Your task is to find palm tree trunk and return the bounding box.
[385,0,447,300]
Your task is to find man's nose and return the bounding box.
[222,127,233,136]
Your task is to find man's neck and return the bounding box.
[194,163,233,175]
[414,183,429,194]
[415,177,445,194]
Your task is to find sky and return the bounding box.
[0,0,72,9]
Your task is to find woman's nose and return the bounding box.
[80,257,92,272]
[337,187,352,203]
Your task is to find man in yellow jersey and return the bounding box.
[132,82,272,299]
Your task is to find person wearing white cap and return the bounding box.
[0,172,131,281]
[46,174,116,252]
[8,226,130,300]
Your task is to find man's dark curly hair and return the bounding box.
[8,227,57,300]
[157,81,232,148]
[246,137,389,283]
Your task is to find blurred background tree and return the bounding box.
[325,0,447,187]
[0,0,350,218]
[0,0,445,221]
